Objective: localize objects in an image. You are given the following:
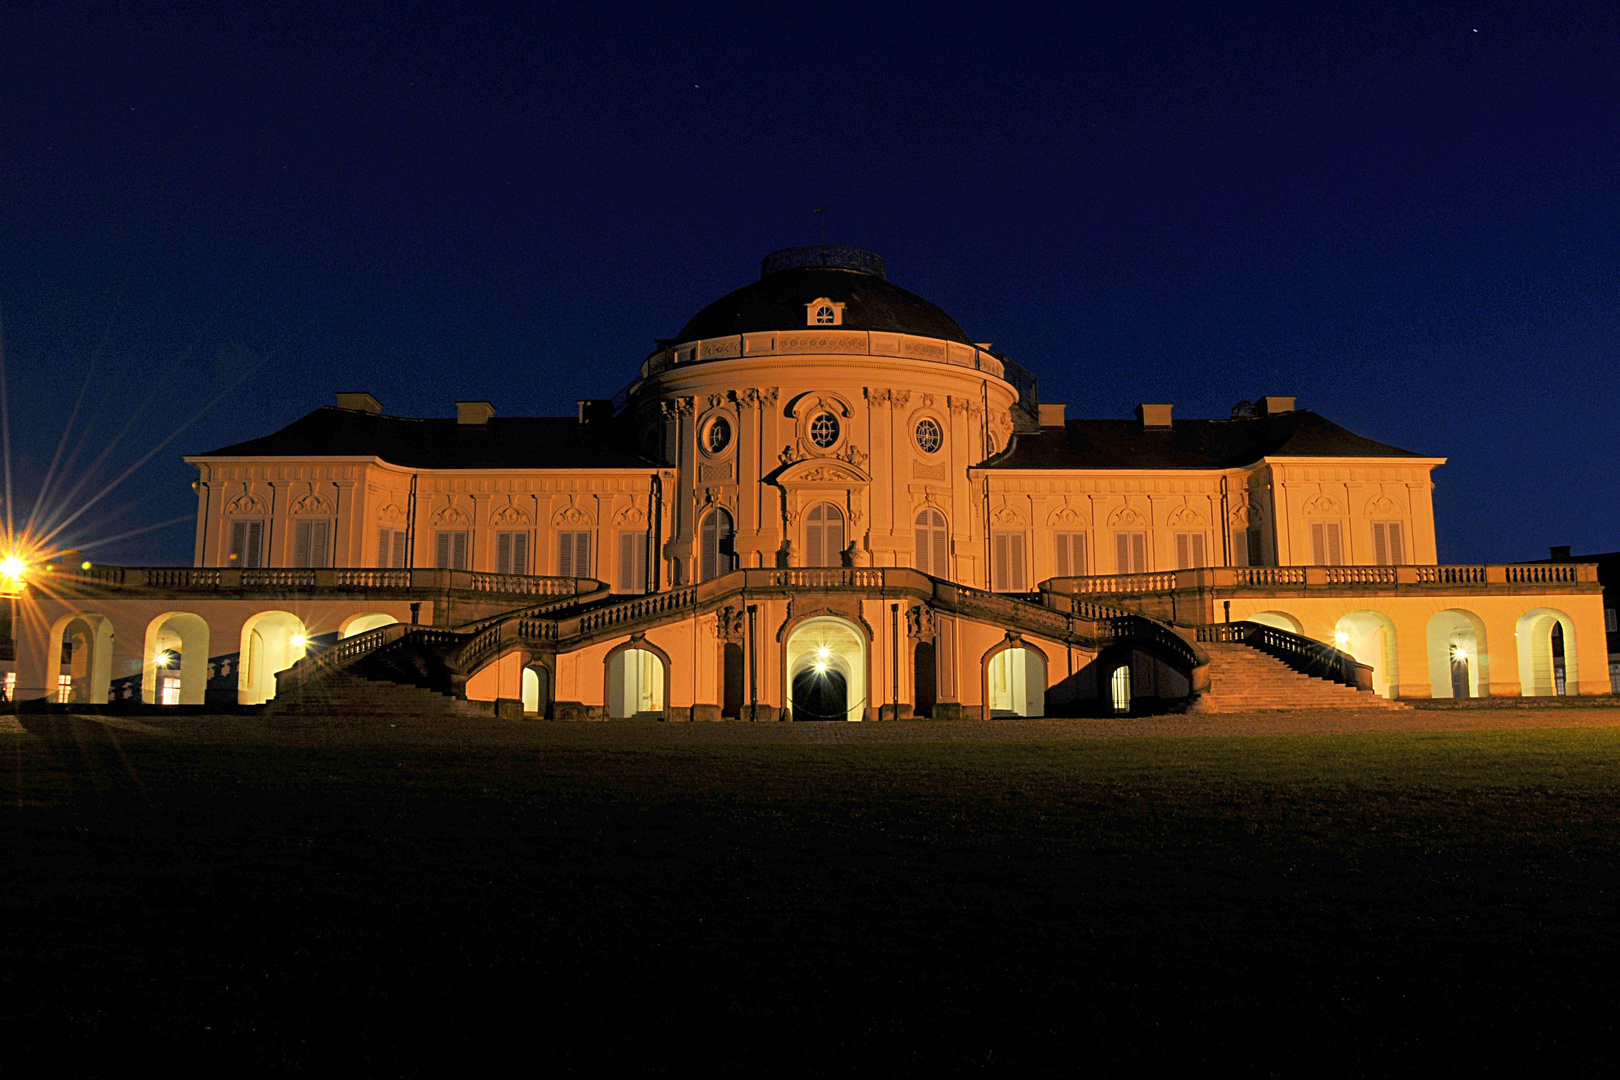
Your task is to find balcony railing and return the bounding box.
[46,566,600,598]
[1043,562,1599,597]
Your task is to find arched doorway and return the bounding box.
[784,616,867,721]
[605,644,667,718]
[1249,611,1303,634]
[984,641,1047,718]
[51,613,114,704]
[1110,664,1132,714]
[341,612,398,638]
[914,508,948,578]
[1334,611,1398,698]
[913,640,937,718]
[522,663,551,717]
[1426,610,1487,699]
[804,503,846,567]
[699,508,737,582]
[237,611,308,705]
[722,642,745,719]
[1516,608,1578,697]
[144,612,211,705]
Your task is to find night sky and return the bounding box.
[2,2,1616,565]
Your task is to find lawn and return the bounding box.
[3,714,1618,1076]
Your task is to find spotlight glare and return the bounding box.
[1453,647,1468,660]
[812,660,828,675]
[1333,631,1350,646]
[289,634,307,649]
[152,649,172,668]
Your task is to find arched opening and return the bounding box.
[1426,610,1488,699]
[914,508,948,578]
[144,612,211,705]
[51,614,114,705]
[1334,611,1398,698]
[1249,611,1303,634]
[606,645,666,718]
[699,508,737,582]
[984,642,1047,718]
[237,611,309,705]
[340,612,399,638]
[804,503,846,567]
[1516,608,1578,697]
[1110,664,1132,714]
[521,664,551,717]
[722,642,745,719]
[784,616,867,721]
[913,639,937,718]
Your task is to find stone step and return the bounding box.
[1194,642,1411,712]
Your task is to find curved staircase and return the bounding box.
[1193,642,1408,712]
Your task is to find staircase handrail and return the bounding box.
[1197,621,1372,691]
[276,623,411,696]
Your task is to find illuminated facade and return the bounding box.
[8,247,1611,716]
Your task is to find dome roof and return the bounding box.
[671,247,975,346]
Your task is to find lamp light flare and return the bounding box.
[812,659,829,675]
[1453,647,1469,660]
[1334,631,1351,646]
[152,649,172,668]
[289,634,307,649]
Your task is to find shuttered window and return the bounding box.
[229,520,264,568]
[1115,531,1148,574]
[378,527,407,568]
[435,530,470,571]
[804,503,844,567]
[1310,521,1344,566]
[293,520,330,568]
[915,509,949,578]
[557,531,591,578]
[1247,527,1264,567]
[1054,532,1087,577]
[1174,532,1207,569]
[699,509,737,581]
[1371,521,1404,566]
[495,531,530,575]
[992,531,1027,592]
[618,531,649,592]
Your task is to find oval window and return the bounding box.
[808,412,840,448]
[914,417,943,454]
[704,416,732,454]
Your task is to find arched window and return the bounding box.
[699,508,737,582]
[914,508,948,578]
[804,503,845,567]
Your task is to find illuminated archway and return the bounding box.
[784,616,867,721]
[49,613,114,704]
[1334,610,1398,698]
[982,639,1047,718]
[522,663,551,717]
[604,639,668,718]
[340,612,398,638]
[1516,608,1578,697]
[1426,609,1488,699]
[143,612,210,705]
[1249,611,1303,634]
[238,610,308,705]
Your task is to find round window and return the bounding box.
[808,412,840,448]
[914,417,943,454]
[704,416,732,454]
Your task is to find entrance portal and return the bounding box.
[783,616,867,721]
[791,666,848,721]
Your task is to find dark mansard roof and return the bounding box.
[670,247,975,346]
[982,410,1430,471]
[194,407,653,469]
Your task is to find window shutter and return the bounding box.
[1131,532,1147,573]
[557,533,574,577]
[1009,534,1026,591]
[1054,534,1071,578]
[619,531,641,591]
[1175,533,1190,569]
[1191,533,1206,568]
[497,532,513,575]
[933,518,949,579]
[825,506,844,564]
[391,529,407,568]
[805,506,822,568]
[436,531,452,569]
[1247,528,1263,567]
[379,527,391,568]
[452,530,469,570]
[515,532,529,575]
[1327,522,1343,566]
[1116,532,1131,575]
[1311,522,1326,565]
[993,533,1010,591]
[915,514,931,575]
[309,521,329,567]
[700,513,717,581]
[574,532,591,577]
[294,520,312,567]
[232,521,247,564]
[1385,522,1402,565]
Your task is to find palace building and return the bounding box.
[9,247,1609,717]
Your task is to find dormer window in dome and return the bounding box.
[806,298,846,326]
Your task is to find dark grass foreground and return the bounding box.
[3,715,1618,1076]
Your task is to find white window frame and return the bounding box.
[992,531,1028,592]
[557,531,592,578]
[229,519,265,568]
[496,531,531,575]
[293,519,331,568]
[804,503,845,568]
[1053,532,1087,577]
[915,509,949,578]
[1174,532,1207,570]
[1115,531,1148,574]
[1311,521,1344,566]
[618,530,650,593]
[435,530,471,571]
[1370,520,1404,566]
[378,527,407,568]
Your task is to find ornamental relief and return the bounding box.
[432,504,472,527]
[1047,504,1088,527]
[1107,505,1148,527]
[289,492,333,517]
[989,505,1025,527]
[1365,494,1405,516]
[489,502,532,527]
[1165,505,1206,527]
[613,505,647,528]
[224,492,268,517]
[377,502,407,525]
[550,499,596,527]
[1301,494,1344,517]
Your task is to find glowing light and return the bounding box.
[152,649,173,668]
[1453,647,1469,661]
[289,634,307,649]
[816,645,830,661]
[812,659,829,675]
[1333,630,1351,646]
[0,554,27,580]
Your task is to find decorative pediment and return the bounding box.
[432,504,472,527]
[614,505,647,527]
[1365,494,1404,517]
[786,392,854,419]
[1047,504,1088,527]
[989,506,1025,527]
[1165,505,1206,527]
[551,502,596,526]
[224,492,268,517]
[490,503,532,527]
[1107,505,1148,527]
[1302,494,1343,517]
[377,502,407,525]
[289,493,333,517]
[777,460,870,486]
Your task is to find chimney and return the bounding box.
[577,399,614,425]
[456,400,496,426]
[1135,402,1173,429]
[1550,545,1572,562]
[1257,395,1296,416]
[335,391,382,415]
[1038,402,1066,427]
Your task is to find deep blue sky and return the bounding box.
[2,1,1616,564]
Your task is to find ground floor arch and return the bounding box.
[983,638,1047,718]
[50,612,115,704]
[1517,608,1578,697]
[238,610,309,704]
[1334,610,1398,698]
[605,639,668,718]
[340,612,399,638]
[913,639,937,718]
[1427,609,1488,698]
[522,662,552,717]
[144,612,211,705]
[784,616,868,721]
[1249,611,1303,634]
